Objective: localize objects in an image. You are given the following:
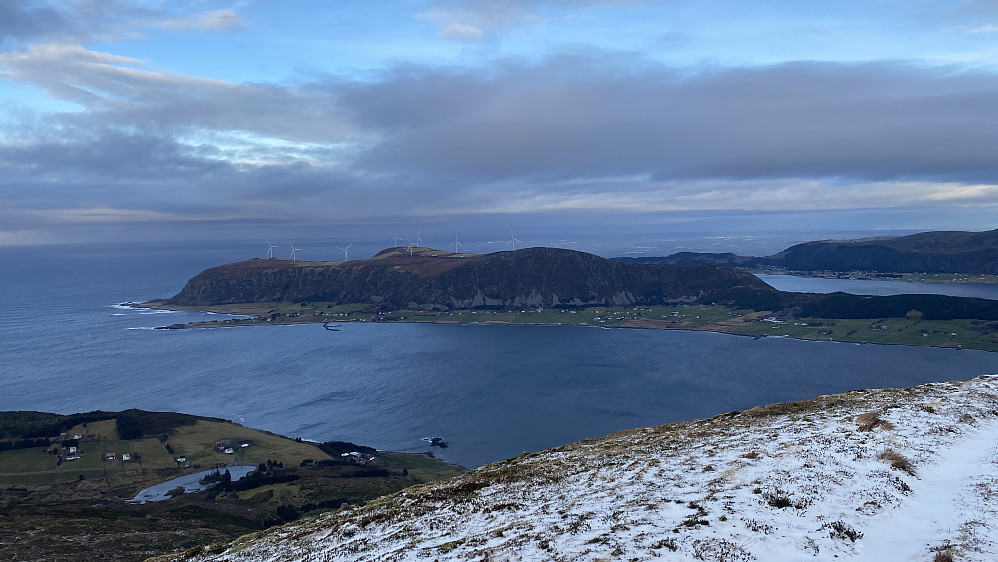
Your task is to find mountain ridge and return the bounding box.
[163,246,776,311]
[618,228,998,274]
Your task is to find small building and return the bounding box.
[342,451,376,465]
[68,446,77,454]
[176,456,187,463]
[122,453,131,462]
[104,453,116,461]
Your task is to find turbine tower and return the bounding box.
[452,234,463,254]
[510,230,522,251]
[337,243,352,262]
[391,229,402,248]
[405,236,414,256]
[266,240,277,258]
[289,242,301,262]
[415,230,422,247]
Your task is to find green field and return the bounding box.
[164,299,998,352]
[729,316,998,350]
[1,411,466,562]
[166,420,331,468]
[0,447,61,474]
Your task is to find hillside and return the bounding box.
[166,375,998,562]
[151,245,998,340]
[0,410,463,562]
[161,246,775,310]
[620,229,998,274]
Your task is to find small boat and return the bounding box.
[322,322,341,331]
[421,436,449,448]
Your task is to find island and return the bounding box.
[142,245,998,352]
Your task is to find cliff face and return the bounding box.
[165,247,775,310]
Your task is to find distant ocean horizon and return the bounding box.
[3,235,997,468]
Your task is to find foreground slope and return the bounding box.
[169,376,998,561]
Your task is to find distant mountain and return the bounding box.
[618,229,998,274]
[163,246,776,311]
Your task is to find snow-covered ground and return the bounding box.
[171,376,998,561]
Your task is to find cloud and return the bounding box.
[157,9,246,33]
[420,0,638,41]
[0,1,245,50]
[3,47,998,241]
[0,0,71,47]
[0,44,358,144]
[439,23,487,42]
[331,55,998,186]
[967,24,998,34]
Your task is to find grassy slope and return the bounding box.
[0,414,463,562]
[165,376,998,562]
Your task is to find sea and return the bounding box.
[3,238,998,469]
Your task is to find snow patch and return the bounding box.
[174,376,998,562]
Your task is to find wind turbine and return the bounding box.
[266,240,277,258]
[289,242,301,262]
[337,243,352,262]
[415,230,422,247]
[391,229,402,248]
[510,230,522,251]
[452,234,463,254]
[405,236,414,256]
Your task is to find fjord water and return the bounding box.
[758,274,998,299]
[3,242,998,468]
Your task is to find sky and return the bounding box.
[2,0,998,250]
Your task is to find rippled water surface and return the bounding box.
[4,243,998,468]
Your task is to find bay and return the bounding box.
[3,243,998,469]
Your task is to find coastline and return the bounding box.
[749,268,998,284]
[131,301,998,353]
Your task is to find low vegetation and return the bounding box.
[160,300,998,352]
[0,410,463,561]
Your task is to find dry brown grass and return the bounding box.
[877,448,917,476]
[932,547,955,562]
[855,412,895,431]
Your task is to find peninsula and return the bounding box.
[143,246,998,351]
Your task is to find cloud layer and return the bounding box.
[4,48,998,233]
[2,1,998,244]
